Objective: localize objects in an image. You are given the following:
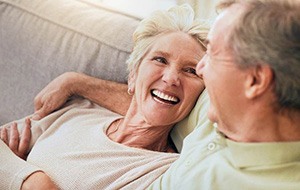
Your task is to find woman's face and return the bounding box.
[131,32,205,126]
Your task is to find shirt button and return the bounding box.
[207,142,216,150]
[185,160,191,167]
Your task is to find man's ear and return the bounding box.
[245,64,274,99]
[128,71,136,94]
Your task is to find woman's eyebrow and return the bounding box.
[152,50,170,58]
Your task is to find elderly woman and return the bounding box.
[0,4,208,190]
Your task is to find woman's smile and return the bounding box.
[151,89,180,105]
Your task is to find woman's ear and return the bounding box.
[128,71,136,95]
[245,64,274,99]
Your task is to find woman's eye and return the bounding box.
[153,57,167,64]
[184,67,197,75]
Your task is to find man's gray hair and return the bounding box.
[218,0,300,110]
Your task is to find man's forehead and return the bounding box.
[207,4,246,48]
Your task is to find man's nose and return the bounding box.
[196,54,207,78]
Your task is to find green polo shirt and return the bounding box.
[150,93,300,189]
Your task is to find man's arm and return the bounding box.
[33,72,131,120]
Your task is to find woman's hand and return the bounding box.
[32,72,78,120]
[1,120,58,189]
[0,118,32,160]
[21,171,58,190]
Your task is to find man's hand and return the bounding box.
[21,171,58,190]
[0,118,32,160]
[32,72,77,120]
[33,71,131,120]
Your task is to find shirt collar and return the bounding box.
[225,138,300,168]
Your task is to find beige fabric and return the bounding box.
[0,140,42,190]
[0,98,179,189]
[0,0,140,124]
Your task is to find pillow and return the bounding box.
[171,89,210,152]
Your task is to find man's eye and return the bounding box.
[184,67,197,75]
[153,57,167,64]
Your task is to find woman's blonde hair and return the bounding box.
[126,4,209,75]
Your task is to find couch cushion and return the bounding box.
[0,0,140,124]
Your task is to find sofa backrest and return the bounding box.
[0,0,141,124]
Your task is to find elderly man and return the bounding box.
[4,0,300,189]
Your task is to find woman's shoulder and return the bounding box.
[65,97,121,117]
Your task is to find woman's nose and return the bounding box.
[162,67,180,86]
[196,54,207,78]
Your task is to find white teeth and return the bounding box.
[152,90,179,103]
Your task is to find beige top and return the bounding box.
[0,98,179,190]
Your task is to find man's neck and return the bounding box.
[222,108,300,143]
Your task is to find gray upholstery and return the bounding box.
[0,0,141,124]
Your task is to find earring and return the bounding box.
[127,88,133,95]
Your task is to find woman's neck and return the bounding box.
[107,118,176,153]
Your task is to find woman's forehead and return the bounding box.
[148,32,205,57]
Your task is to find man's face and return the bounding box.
[196,4,249,134]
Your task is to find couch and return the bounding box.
[0,0,208,152]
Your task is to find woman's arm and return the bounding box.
[33,72,131,120]
[0,106,77,189]
[21,171,58,190]
[0,129,57,190]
